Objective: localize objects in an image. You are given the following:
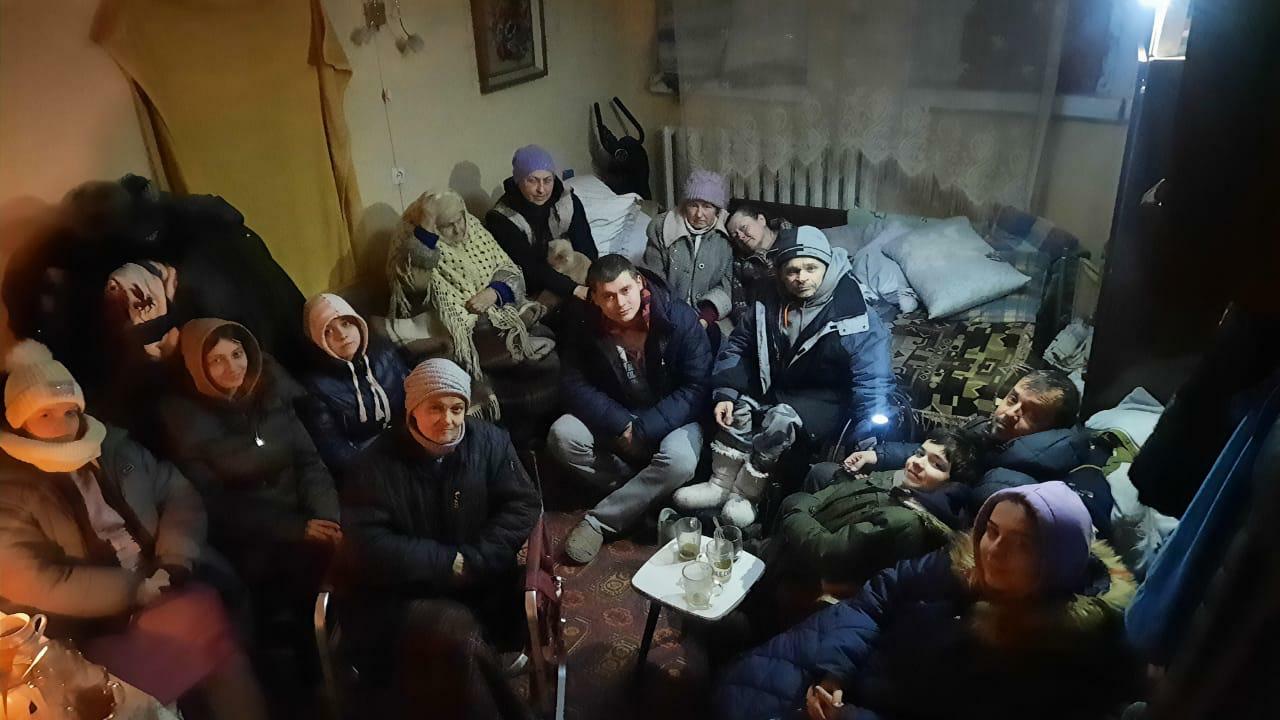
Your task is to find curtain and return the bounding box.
[93,0,361,295]
[669,0,1075,225]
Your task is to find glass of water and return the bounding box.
[707,536,735,585]
[714,525,744,560]
[681,561,714,609]
[675,517,702,561]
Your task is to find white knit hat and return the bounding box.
[404,357,471,418]
[4,340,85,429]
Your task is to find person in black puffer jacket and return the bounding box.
[338,358,540,716]
[158,318,341,636]
[296,293,407,480]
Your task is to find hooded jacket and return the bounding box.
[713,251,895,445]
[643,209,735,321]
[297,295,407,476]
[158,319,339,552]
[0,424,205,635]
[778,469,970,585]
[484,176,597,299]
[716,533,1140,720]
[559,271,713,446]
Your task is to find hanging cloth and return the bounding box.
[93,0,361,295]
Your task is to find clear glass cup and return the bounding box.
[714,525,744,560]
[675,517,702,561]
[707,537,735,585]
[681,561,714,609]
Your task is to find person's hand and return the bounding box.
[804,678,846,720]
[304,519,343,545]
[699,318,709,328]
[452,552,465,579]
[465,288,499,314]
[135,569,171,607]
[403,192,431,227]
[620,423,635,445]
[714,400,736,430]
[842,450,878,474]
[573,285,590,301]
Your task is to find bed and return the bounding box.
[732,199,1085,426]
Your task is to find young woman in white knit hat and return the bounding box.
[0,340,267,718]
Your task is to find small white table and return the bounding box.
[630,536,765,672]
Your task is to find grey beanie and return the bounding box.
[772,225,833,267]
[404,357,471,417]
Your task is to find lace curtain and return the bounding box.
[670,0,1072,225]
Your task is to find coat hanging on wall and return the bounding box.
[594,97,651,200]
[92,0,362,296]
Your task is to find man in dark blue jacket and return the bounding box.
[549,254,712,564]
[676,227,896,528]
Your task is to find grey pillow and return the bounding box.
[882,217,1030,319]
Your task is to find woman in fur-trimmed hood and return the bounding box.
[717,481,1143,720]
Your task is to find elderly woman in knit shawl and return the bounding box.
[387,191,556,421]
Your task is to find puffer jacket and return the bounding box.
[716,536,1140,720]
[158,319,339,553]
[485,176,597,299]
[643,209,735,321]
[559,271,712,446]
[339,419,540,595]
[714,272,895,446]
[777,469,969,584]
[297,335,408,476]
[0,424,205,634]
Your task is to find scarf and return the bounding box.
[0,414,108,473]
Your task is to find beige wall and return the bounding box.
[1035,118,1129,262]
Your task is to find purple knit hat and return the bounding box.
[682,169,729,209]
[972,481,1094,597]
[512,145,556,182]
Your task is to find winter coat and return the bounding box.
[713,272,895,446]
[560,271,713,446]
[484,177,597,299]
[778,469,969,584]
[297,336,408,476]
[0,425,205,634]
[965,419,1115,536]
[717,536,1140,720]
[158,320,339,554]
[643,210,735,321]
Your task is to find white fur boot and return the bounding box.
[673,441,746,511]
[719,460,770,528]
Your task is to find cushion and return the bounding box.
[564,175,641,253]
[844,206,934,245]
[851,222,919,314]
[957,228,1050,324]
[820,224,869,256]
[882,218,1030,319]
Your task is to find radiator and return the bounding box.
[662,125,859,211]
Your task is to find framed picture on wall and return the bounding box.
[470,0,548,94]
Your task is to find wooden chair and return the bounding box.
[524,515,567,719]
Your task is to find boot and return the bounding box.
[720,459,770,527]
[673,441,746,511]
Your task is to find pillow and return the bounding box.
[845,206,934,245]
[883,217,1030,319]
[821,224,869,256]
[564,175,641,252]
[958,228,1050,324]
[851,221,919,313]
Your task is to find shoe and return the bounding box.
[672,442,745,511]
[720,493,757,527]
[564,518,604,564]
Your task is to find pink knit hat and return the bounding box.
[303,293,368,361]
[682,169,729,209]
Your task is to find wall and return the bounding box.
[1035,118,1129,262]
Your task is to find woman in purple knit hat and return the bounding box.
[717,480,1143,720]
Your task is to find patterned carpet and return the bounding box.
[540,510,713,720]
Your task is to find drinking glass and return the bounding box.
[707,537,735,585]
[714,525,744,560]
[675,517,702,561]
[681,561,714,609]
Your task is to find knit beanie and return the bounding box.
[972,481,1094,598]
[4,340,85,429]
[773,225,834,267]
[404,358,472,418]
[682,169,729,210]
[512,145,556,182]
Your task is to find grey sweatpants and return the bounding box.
[547,414,703,535]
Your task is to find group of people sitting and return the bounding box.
[0,144,1138,719]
